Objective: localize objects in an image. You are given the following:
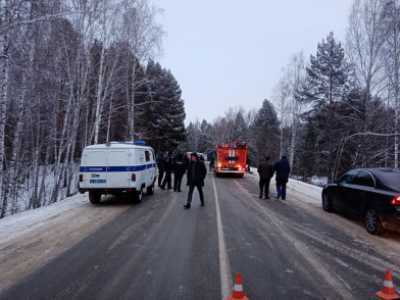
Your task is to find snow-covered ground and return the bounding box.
[248,167,322,206]
[0,193,130,293]
[0,193,88,244]
[3,164,80,218]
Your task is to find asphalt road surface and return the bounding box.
[2,173,400,300]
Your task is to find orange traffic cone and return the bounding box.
[226,273,250,300]
[377,270,400,300]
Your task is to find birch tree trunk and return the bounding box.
[0,0,10,217]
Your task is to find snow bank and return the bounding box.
[287,178,322,206]
[0,193,88,244]
[248,167,322,207]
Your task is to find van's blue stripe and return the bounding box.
[80,164,156,173]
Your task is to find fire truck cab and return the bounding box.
[215,142,248,177]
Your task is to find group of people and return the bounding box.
[157,152,207,209]
[257,155,291,200]
[157,151,291,207]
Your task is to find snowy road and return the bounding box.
[1,174,400,299]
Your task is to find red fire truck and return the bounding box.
[214,142,248,177]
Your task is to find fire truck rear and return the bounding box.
[215,142,248,177]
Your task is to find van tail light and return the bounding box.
[391,196,400,206]
[79,174,83,182]
[131,173,136,181]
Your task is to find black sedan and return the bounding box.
[322,168,400,235]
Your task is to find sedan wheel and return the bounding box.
[322,193,333,212]
[365,209,384,235]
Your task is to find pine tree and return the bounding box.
[250,99,280,163]
[231,111,248,142]
[198,120,214,153]
[160,70,186,150]
[297,32,349,106]
[136,60,186,152]
[295,32,350,180]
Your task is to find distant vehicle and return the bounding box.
[186,152,207,161]
[322,168,400,235]
[214,142,247,177]
[79,141,158,204]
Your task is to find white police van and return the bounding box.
[79,141,158,204]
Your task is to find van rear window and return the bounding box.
[81,151,106,165]
[108,151,130,166]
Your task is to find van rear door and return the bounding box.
[81,150,108,189]
[106,149,131,188]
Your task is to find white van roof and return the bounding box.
[84,142,153,150]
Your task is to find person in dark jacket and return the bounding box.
[184,153,207,209]
[247,157,253,174]
[257,156,273,199]
[273,156,291,200]
[173,153,187,192]
[157,154,166,187]
[161,152,173,190]
[209,156,215,171]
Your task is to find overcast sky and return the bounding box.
[155,1,352,123]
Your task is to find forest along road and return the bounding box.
[2,175,400,299]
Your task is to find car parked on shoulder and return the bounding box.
[322,168,400,235]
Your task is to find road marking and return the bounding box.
[212,176,232,299]
[233,180,355,299]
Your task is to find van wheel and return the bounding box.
[89,191,101,205]
[146,184,154,195]
[365,209,384,235]
[135,187,144,203]
[322,192,333,212]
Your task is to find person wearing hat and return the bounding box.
[184,152,207,209]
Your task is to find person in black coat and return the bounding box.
[157,154,166,187]
[257,156,273,199]
[273,156,291,200]
[184,153,207,209]
[161,152,173,190]
[173,153,187,192]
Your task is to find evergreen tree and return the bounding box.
[295,32,350,180]
[198,120,214,153]
[137,60,186,152]
[297,32,349,106]
[231,111,248,142]
[159,70,186,150]
[250,99,280,163]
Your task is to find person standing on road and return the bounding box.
[161,152,173,190]
[209,155,215,172]
[247,157,253,174]
[184,153,207,209]
[257,156,273,199]
[173,153,187,192]
[273,156,291,200]
[157,153,166,187]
